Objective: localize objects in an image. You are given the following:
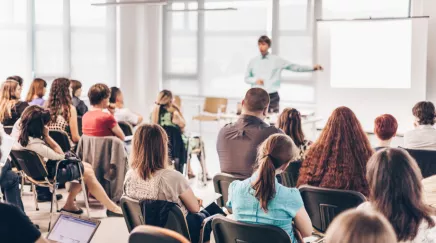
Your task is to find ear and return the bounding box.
[263,107,268,116]
[241,100,245,107]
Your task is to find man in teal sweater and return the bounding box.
[245,36,323,113]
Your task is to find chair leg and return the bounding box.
[32,184,39,211]
[200,145,207,186]
[48,185,56,231]
[20,174,24,197]
[80,180,90,218]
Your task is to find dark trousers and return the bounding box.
[186,210,211,243]
[0,161,24,211]
[268,92,280,113]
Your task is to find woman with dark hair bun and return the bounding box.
[297,106,373,196]
[18,106,122,216]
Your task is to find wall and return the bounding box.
[117,2,162,118]
[423,0,436,101]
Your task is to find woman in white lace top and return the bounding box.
[358,148,436,243]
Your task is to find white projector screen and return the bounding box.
[330,20,412,89]
[316,18,428,133]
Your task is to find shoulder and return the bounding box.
[356,201,373,211]
[160,169,186,181]
[16,101,29,109]
[264,125,283,136]
[277,186,302,200]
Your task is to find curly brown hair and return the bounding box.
[297,106,373,196]
[46,78,72,123]
[413,101,435,125]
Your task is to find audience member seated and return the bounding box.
[70,79,88,117]
[0,80,28,126]
[404,101,436,150]
[110,87,143,126]
[151,90,210,180]
[25,78,47,106]
[17,106,123,216]
[82,83,125,140]
[46,78,81,145]
[276,107,312,161]
[373,114,398,151]
[227,134,312,242]
[0,129,24,212]
[297,106,372,196]
[217,88,282,178]
[324,210,396,243]
[124,124,214,243]
[359,148,436,242]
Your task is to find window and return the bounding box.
[0,0,116,94]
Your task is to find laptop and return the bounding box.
[47,214,101,243]
[0,135,15,166]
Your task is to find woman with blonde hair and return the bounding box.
[227,134,312,243]
[324,210,396,243]
[25,78,47,106]
[0,80,28,126]
[151,90,210,180]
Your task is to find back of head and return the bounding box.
[6,75,23,87]
[47,78,72,122]
[0,80,19,122]
[243,88,270,115]
[109,87,121,104]
[413,101,435,126]
[18,105,50,147]
[276,108,305,146]
[297,106,373,194]
[70,80,82,98]
[253,134,298,212]
[130,124,169,180]
[88,83,111,106]
[26,78,47,102]
[151,90,174,124]
[325,210,396,243]
[366,148,435,241]
[374,114,398,141]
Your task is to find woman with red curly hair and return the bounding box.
[297,106,373,196]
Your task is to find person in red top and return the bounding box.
[82,83,125,140]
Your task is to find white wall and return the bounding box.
[117,2,162,118]
[422,0,436,101]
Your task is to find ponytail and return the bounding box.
[253,154,278,212]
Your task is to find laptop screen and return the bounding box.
[47,214,100,243]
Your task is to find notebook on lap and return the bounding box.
[47,214,101,243]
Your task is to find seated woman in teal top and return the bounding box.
[227,134,313,242]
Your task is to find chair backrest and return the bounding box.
[299,185,367,233]
[212,215,291,243]
[203,97,228,114]
[162,126,187,173]
[3,126,13,135]
[129,225,189,243]
[213,173,246,210]
[10,150,48,180]
[120,196,144,232]
[119,121,133,136]
[49,130,71,152]
[120,196,191,241]
[280,160,302,188]
[405,149,436,178]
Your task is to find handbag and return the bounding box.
[54,151,84,184]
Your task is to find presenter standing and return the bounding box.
[245,36,323,113]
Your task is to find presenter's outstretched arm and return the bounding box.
[280,57,323,72]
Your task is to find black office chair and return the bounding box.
[405,149,436,178]
[212,215,291,243]
[49,130,71,152]
[129,226,190,243]
[120,196,191,241]
[119,121,134,136]
[213,173,246,212]
[280,160,302,188]
[299,185,366,233]
[3,126,13,135]
[10,150,89,230]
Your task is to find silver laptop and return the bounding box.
[47,214,101,243]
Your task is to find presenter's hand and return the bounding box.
[313,65,323,71]
[256,79,264,85]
